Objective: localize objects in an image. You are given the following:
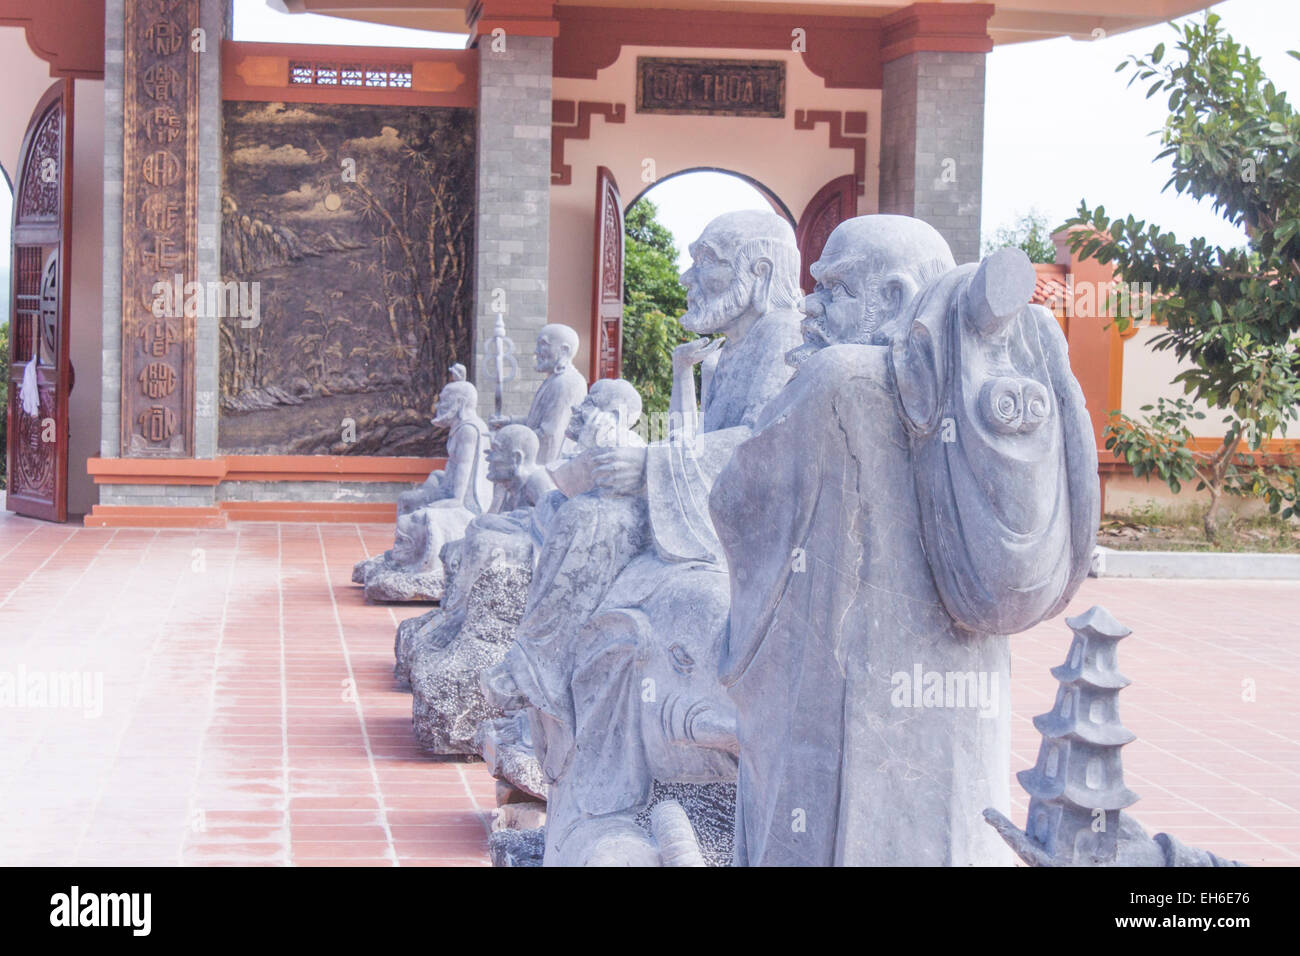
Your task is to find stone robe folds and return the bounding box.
[710,266,1097,867]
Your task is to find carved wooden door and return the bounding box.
[590,166,624,381]
[795,173,857,294]
[7,81,72,522]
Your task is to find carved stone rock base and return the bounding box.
[409,562,531,754]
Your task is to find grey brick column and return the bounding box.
[100,0,124,459]
[474,36,554,422]
[193,0,225,459]
[879,51,986,265]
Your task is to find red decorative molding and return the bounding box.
[793,110,869,196]
[551,100,626,186]
[467,0,560,38]
[222,41,476,108]
[880,2,994,63]
[88,455,445,485]
[554,6,882,90]
[0,0,105,79]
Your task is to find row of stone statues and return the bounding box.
[354,208,1233,866]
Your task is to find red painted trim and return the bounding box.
[467,0,559,37]
[218,501,396,523]
[880,2,994,63]
[221,41,477,108]
[551,100,626,186]
[0,1,105,78]
[85,506,228,529]
[553,6,883,90]
[87,455,446,485]
[793,110,868,196]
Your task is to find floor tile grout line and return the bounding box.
[278,524,292,866]
[178,525,241,866]
[0,524,79,612]
[0,526,123,813]
[456,762,494,841]
[316,523,399,867]
[70,529,169,865]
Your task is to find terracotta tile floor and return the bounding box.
[0,510,1296,866]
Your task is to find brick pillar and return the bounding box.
[879,51,986,265]
[474,35,554,422]
[878,4,993,265]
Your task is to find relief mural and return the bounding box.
[219,101,475,456]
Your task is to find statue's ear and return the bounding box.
[881,274,919,324]
[749,255,774,310]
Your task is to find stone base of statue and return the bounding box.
[488,827,545,867]
[393,608,439,689]
[634,781,735,867]
[409,561,531,754]
[477,712,548,801]
[362,557,446,603]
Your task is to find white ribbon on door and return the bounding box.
[19,359,39,416]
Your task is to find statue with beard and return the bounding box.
[354,378,493,603]
[710,243,1099,866]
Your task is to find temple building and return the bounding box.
[0,0,1216,526]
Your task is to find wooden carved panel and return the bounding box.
[796,174,857,294]
[15,101,62,223]
[218,101,476,456]
[121,0,198,457]
[590,166,624,381]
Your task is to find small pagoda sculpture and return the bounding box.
[1020,605,1138,862]
[985,606,1244,867]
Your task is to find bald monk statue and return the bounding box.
[490,324,588,467]
[710,242,1100,866]
[353,377,493,602]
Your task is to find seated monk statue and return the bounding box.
[353,377,492,602]
[401,385,640,756]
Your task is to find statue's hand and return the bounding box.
[593,446,648,496]
[672,336,723,373]
[488,414,511,430]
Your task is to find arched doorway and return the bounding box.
[614,168,791,414]
[6,80,72,522]
[0,162,11,496]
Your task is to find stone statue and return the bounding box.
[405,425,559,754]
[984,607,1244,868]
[353,377,493,602]
[489,323,588,466]
[709,243,1100,866]
[786,214,955,367]
[483,210,804,866]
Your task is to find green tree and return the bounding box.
[622,198,691,416]
[982,209,1058,263]
[1064,14,1300,542]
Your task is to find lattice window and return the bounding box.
[289,61,412,89]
